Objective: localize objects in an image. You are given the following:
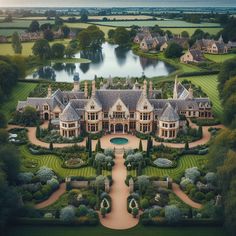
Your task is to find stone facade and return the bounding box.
[17,75,213,140]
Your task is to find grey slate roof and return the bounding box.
[95,89,142,111]
[59,102,80,122]
[159,103,179,122]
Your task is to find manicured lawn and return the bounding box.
[20,145,99,178]
[180,75,223,118]
[204,53,236,63]
[164,27,222,36]
[7,225,227,236]
[0,39,70,56]
[0,82,37,120]
[90,20,220,28]
[142,155,207,180]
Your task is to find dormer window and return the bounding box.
[144,105,148,110]
[91,105,95,110]
[44,105,49,110]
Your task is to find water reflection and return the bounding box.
[27,42,175,81]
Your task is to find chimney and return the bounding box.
[149,81,153,98]
[84,81,88,98]
[92,80,96,97]
[188,84,193,99]
[173,75,178,99]
[72,73,80,92]
[143,79,147,97]
[47,84,52,97]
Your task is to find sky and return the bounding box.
[0,0,236,8]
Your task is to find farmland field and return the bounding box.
[20,145,107,177]
[0,19,54,28]
[204,53,236,63]
[90,19,221,28]
[65,22,116,37]
[88,15,154,20]
[0,28,26,36]
[0,39,70,56]
[141,155,207,180]
[0,82,37,120]
[164,27,222,36]
[180,75,223,118]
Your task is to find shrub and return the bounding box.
[100,207,107,218]
[60,205,75,222]
[165,205,181,223]
[180,177,193,189]
[149,208,161,218]
[33,191,44,201]
[153,158,173,168]
[18,172,34,184]
[76,205,88,217]
[140,198,149,210]
[104,149,114,157]
[205,172,217,184]
[194,191,205,202]
[185,167,200,183]
[47,178,59,190]
[36,166,55,183]
[132,207,139,218]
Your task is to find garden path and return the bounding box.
[172,183,202,209]
[99,152,139,229]
[35,183,66,209]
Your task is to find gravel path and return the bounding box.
[35,183,66,209]
[100,153,139,229]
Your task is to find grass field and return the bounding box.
[90,20,220,28]
[164,27,222,36]
[140,155,207,179]
[0,28,26,36]
[180,75,223,118]
[0,82,37,120]
[0,19,54,28]
[89,15,154,20]
[0,39,70,56]
[65,22,116,38]
[204,53,236,63]
[7,225,227,236]
[20,145,102,178]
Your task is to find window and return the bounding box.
[44,105,49,110]
[88,113,98,120]
[130,112,134,119]
[170,123,175,128]
[104,112,108,118]
[143,105,147,110]
[55,113,59,118]
[69,123,75,128]
[90,105,95,110]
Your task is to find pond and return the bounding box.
[27,42,175,81]
[110,137,129,145]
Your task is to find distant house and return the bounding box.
[193,36,228,54]
[53,29,63,39]
[227,41,236,50]
[0,35,8,43]
[160,37,189,52]
[140,37,158,52]
[180,49,204,63]
[19,32,43,42]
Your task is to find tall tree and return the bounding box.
[51,43,65,58]
[11,32,22,54]
[29,20,40,32]
[113,27,130,47]
[32,39,51,60]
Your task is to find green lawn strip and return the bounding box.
[204,53,236,63]
[20,145,98,178]
[179,75,223,118]
[143,155,207,180]
[7,225,226,236]
[0,82,37,120]
[50,58,91,64]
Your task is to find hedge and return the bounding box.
[179,70,219,78]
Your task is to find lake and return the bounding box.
[27,42,175,82]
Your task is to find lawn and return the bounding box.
[90,19,220,28]
[204,53,236,63]
[65,22,116,38]
[20,145,100,178]
[0,39,70,56]
[141,155,207,180]
[0,19,54,28]
[0,82,37,120]
[0,28,26,36]
[7,225,227,236]
[164,27,222,36]
[180,75,223,118]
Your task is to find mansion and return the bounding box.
[17,75,213,140]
